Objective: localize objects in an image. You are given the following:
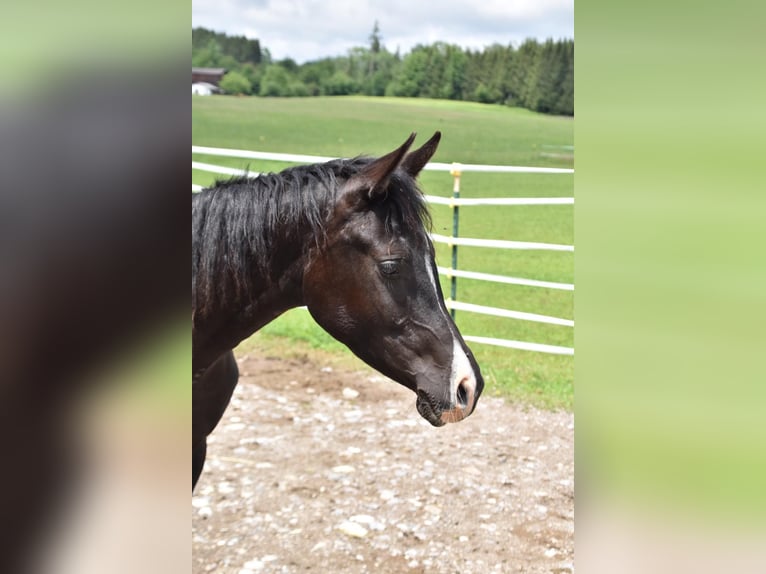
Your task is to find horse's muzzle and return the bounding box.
[438,373,477,424]
[416,372,479,427]
[416,392,446,427]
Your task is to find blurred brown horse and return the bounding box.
[192,133,484,487]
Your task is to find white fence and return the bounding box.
[192,146,574,355]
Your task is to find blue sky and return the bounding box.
[192,0,573,64]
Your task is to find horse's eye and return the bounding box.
[379,260,401,276]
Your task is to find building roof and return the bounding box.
[192,67,227,75]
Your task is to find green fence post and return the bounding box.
[449,164,462,319]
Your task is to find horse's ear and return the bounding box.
[346,132,417,201]
[401,131,441,177]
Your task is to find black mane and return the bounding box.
[192,157,432,314]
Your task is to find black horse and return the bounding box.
[192,133,484,487]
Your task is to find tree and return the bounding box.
[476,44,515,104]
[555,41,574,115]
[367,21,382,78]
[259,65,293,96]
[277,58,299,73]
[290,81,309,97]
[321,71,357,95]
[192,39,237,69]
[219,71,252,95]
[369,21,382,54]
[513,39,541,109]
[299,59,337,96]
[439,44,467,100]
[224,34,261,64]
[473,83,496,104]
[364,50,398,96]
[523,40,569,114]
[192,28,261,65]
[239,63,263,94]
[387,46,430,97]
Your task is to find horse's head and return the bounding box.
[303,132,484,426]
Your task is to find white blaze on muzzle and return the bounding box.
[423,254,478,424]
[439,338,478,424]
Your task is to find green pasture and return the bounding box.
[193,96,573,409]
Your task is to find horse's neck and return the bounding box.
[193,195,314,370]
[192,250,305,364]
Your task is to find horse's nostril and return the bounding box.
[456,379,470,408]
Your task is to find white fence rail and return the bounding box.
[436,266,574,291]
[425,195,574,206]
[192,145,574,174]
[193,145,574,355]
[445,300,573,327]
[192,161,261,177]
[463,336,574,356]
[430,233,574,252]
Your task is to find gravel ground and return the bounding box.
[192,349,574,574]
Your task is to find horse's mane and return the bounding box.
[192,157,432,313]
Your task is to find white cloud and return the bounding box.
[192,0,573,63]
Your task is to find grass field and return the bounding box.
[192,96,573,409]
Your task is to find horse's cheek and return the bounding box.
[302,262,328,308]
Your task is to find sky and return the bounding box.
[192,0,573,64]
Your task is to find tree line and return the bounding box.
[192,25,573,116]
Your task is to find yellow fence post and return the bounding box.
[449,163,462,319]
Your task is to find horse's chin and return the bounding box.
[416,393,446,427]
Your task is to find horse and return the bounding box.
[192,132,484,488]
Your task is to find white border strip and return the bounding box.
[446,300,574,327]
[463,335,574,355]
[192,146,573,174]
[430,233,574,252]
[425,195,574,206]
[192,184,203,192]
[437,266,573,291]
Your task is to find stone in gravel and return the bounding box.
[342,387,360,399]
[331,465,355,474]
[240,559,263,573]
[337,520,368,538]
[217,482,235,495]
[310,541,328,553]
[424,504,442,515]
[349,514,385,531]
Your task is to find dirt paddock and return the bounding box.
[192,349,574,573]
